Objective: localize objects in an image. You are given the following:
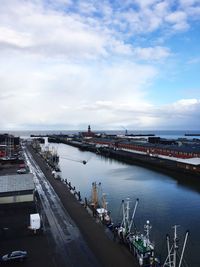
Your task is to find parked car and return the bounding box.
[1,251,27,262]
[17,168,27,174]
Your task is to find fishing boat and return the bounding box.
[163,225,189,267]
[128,220,159,266]
[89,182,112,226]
[41,145,60,171]
[116,198,160,266]
[117,198,139,242]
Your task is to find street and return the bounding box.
[24,148,101,267]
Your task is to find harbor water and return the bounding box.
[46,142,200,267]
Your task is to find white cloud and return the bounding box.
[77,1,98,15]
[173,98,199,108]
[184,5,200,18]
[134,46,171,60]
[144,99,200,129]
[0,6,109,59]
[0,0,199,130]
[134,0,160,8]
[165,11,187,24]
[0,52,158,129]
[0,0,198,62]
[0,26,33,47]
[179,0,199,7]
[165,11,189,31]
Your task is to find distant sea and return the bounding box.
[1,129,200,139]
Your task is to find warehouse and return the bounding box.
[0,173,35,205]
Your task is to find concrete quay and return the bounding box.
[27,145,139,267]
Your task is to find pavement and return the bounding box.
[27,145,139,267]
[0,203,56,267]
[25,147,101,267]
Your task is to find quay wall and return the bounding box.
[48,137,200,180]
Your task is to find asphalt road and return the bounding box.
[25,148,101,267]
[26,145,139,267]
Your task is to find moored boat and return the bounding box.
[89,182,112,226]
[115,198,160,266]
[117,198,139,242]
[128,220,159,266]
[40,145,60,171]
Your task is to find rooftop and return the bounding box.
[0,173,34,193]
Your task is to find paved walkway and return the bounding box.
[27,145,139,267]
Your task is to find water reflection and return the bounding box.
[51,143,200,266]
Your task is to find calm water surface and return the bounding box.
[47,142,199,266]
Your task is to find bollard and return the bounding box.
[77,191,81,201]
[84,197,88,207]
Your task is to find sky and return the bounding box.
[0,0,200,131]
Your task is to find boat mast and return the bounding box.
[120,198,139,235]
[102,193,107,210]
[166,234,173,267]
[178,230,189,267]
[92,182,98,208]
[163,225,179,267]
[163,225,189,267]
[173,225,178,267]
[144,220,152,247]
[120,198,130,233]
[126,198,130,230]
[128,198,139,233]
[121,200,125,227]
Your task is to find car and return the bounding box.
[1,251,27,262]
[17,168,27,174]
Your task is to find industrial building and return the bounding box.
[88,137,200,159]
[0,173,35,205]
[0,134,20,158]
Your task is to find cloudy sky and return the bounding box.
[0,0,200,131]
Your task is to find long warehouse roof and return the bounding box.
[0,173,34,193]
